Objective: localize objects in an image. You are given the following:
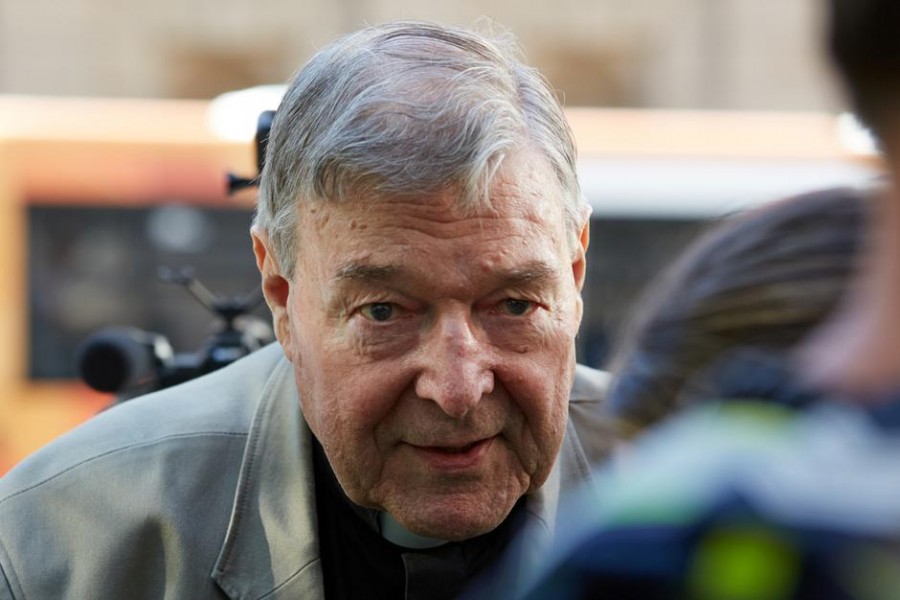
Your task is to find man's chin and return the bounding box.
[403,516,502,542]
[388,493,519,541]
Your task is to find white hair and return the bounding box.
[255,20,584,276]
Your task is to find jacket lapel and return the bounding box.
[212,355,325,599]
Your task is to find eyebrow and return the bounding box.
[497,261,561,288]
[333,263,402,284]
[333,260,560,288]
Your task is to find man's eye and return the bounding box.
[502,299,533,316]
[360,302,395,322]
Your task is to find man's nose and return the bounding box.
[414,312,495,419]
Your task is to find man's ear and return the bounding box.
[251,227,294,358]
[572,205,591,293]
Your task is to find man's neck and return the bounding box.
[797,177,900,399]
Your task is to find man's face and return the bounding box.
[254,148,588,540]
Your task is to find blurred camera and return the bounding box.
[76,267,273,401]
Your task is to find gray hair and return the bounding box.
[255,20,583,277]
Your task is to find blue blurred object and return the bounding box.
[509,398,900,600]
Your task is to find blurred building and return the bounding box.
[0,0,841,112]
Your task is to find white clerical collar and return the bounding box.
[378,511,449,549]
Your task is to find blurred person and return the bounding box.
[0,21,612,600]
[468,1,900,597]
[796,0,900,398]
[607,187,867,439]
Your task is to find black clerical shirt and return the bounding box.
[312,437,525,600]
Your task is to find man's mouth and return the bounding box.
[434,441,479,453]
[409,436,496,469]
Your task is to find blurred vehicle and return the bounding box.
[0,94,880,473]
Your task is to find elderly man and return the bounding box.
[0,21,610,599]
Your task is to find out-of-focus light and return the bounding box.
[836,112,879,156]
[206,85,286,141]
[145,205,214,253]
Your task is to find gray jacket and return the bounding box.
[0,344,610,599]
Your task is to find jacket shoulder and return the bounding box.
[0,343,286,501]
[568,364,615,467]
[0,344,291,600]
[571,364,610,402]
